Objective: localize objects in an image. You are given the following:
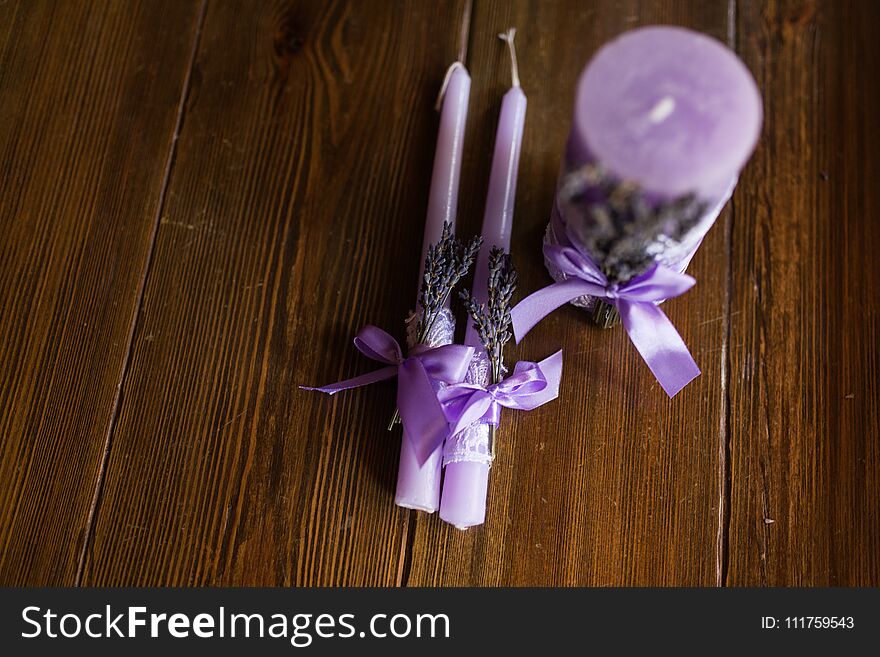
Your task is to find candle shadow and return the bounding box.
[304,321,400,499]
[522,218,549,270]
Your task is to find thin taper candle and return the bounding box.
[464,31,524,346]
[417,62,471,293]
[395,62,471,513]
[441,29,526,529]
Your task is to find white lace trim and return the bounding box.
[443,351,493,466]
[405,308,496,467]
[405,307,455,349]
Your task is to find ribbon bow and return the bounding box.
[301,325,474,463]
[438,350,563,437]
[510,245,699,397]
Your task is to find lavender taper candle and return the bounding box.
[394,62,471,512]
[440,30,526,530]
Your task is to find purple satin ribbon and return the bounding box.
[438,350,563,437]
[511,245,700,397]
[301,325,474,464]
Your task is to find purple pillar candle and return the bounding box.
[547,26,761,314]
[395,62,471,512]
[440,31,526,529]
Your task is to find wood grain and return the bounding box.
[405,1,734,586]
[726,0,880,585]
[79,0,472,585]
[0,0,202,585]
[2,0,878,587]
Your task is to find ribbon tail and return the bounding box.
[536,350,564,400]
[300,365,399,394]
[501,351,564,411]
[511,279,603,342]
[397,358,449,466]
[618,301,700,397]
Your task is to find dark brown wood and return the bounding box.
[405,0,733,586]
[79,0,472,585]
[727,0,880,585]
[2,0,878,587]
[0,0,203,585]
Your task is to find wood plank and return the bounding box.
[727,0,880,585]
[406,1,733,585]
[0,1,202,585]
[80,0,471,585]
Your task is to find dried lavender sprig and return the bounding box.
[460,247,517,455]
[463,249,516,377]
[461,247,516,379]
[388,223,481,429]
[560,164,708,283]
[415,222,482,344]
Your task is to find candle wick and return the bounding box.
[647,95,676,123]
[435,61,466,112]
[498,28,520,89]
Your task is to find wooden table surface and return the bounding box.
[1,0,877,587]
